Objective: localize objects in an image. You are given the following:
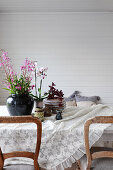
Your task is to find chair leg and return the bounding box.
[76,160,81,170]
[34,159,39,170]
[0,148,4,170]
[86,157,92,170]
[86,163,91,170]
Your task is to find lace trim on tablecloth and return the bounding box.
[49,125,110,170]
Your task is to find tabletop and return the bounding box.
[0,105,113,170]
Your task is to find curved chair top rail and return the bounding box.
[85,116,113,128]
[0,116,42,126]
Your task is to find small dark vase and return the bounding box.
[6,94,34,116]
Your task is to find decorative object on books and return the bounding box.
[0,49,35,116]
[32,62,48,109]
[43,82,66,115]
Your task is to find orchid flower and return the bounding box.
[34,62,48,100]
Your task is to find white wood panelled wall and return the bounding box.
[0,13,113,104]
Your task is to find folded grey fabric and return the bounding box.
[75,94,100,103]
[65,91,79,101]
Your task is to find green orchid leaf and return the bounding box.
[3,88,10,91]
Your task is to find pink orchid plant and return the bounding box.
[0,49,35,95]
[33,61,48,101]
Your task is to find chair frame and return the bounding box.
[84,116,113,170]
[0,116,42,170]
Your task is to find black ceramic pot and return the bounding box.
[6,94,34,116]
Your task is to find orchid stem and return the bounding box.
[35,68,38,97]
[39,79,42,100]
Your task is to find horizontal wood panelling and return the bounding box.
[0,13,113,105]
[0,0,113,13]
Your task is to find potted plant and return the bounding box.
[0,49,35,116]
[43,82,66,116]
[32,62,48,108]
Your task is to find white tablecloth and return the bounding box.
[0,105,113,170]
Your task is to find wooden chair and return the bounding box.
[84,116,113,170]
[0,116,42,170]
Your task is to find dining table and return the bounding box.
[0,104,113,170]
